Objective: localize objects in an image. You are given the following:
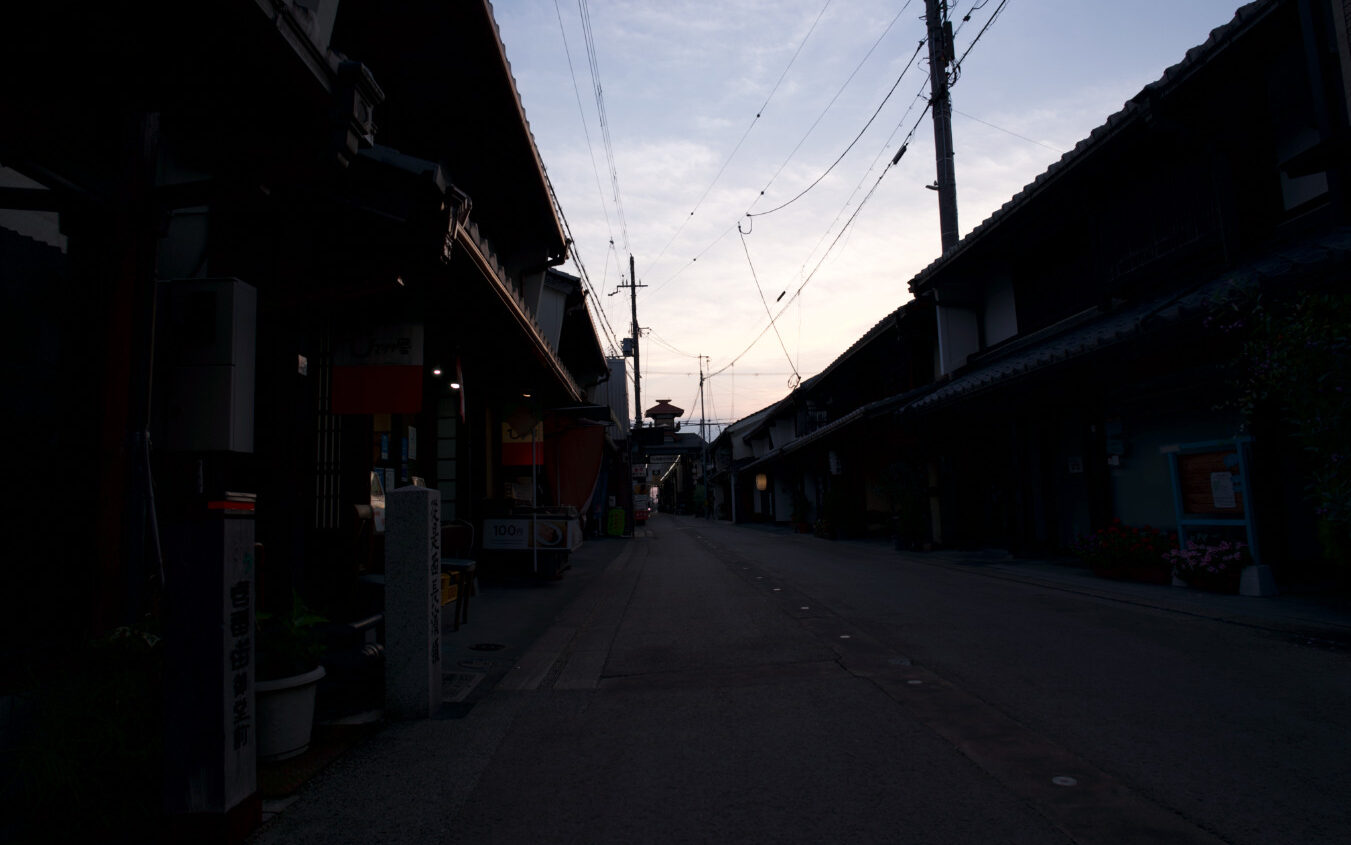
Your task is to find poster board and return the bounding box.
[1176,450,1244,515]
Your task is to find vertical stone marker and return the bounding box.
[385,486,442,718]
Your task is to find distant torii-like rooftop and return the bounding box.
[645,399,684,430]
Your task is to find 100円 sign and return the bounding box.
[482,517,581,551]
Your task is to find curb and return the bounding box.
[910,553,1351,647]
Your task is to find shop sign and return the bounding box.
[334,324,424,366]
[332,323,425,414]
[502,422,544,465]
[482,518,580,550]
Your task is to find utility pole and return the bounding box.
[622,254,645,432]
[926,0,959,252]
[617,256,647,535]
[699,356,709,518]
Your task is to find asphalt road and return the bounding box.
[252,515,1351,845]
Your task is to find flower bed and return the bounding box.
[1165,538,1249,594]
[1072,520,1175,584]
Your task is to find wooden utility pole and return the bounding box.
[926,0,959,252]
[625,254,644,431]
[699,355,708,517]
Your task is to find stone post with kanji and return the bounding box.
[384,485,442,718]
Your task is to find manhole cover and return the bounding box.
[470,643,507,651]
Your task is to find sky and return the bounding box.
[492,0,1248,437]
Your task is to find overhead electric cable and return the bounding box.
[746,32,926,219]
[738,223,801,382]
[795,88,927,281]
[746,0,914,211]
[544,170,623,356]
[578,0,630,254]
[708,102,931,380]
[553,0,615,251]
[652,5,926,296]
[953,0,1010,76]
[952,107,1062,153]
[648,0,835,270]
[646,330,702,359]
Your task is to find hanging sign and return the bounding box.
[501,422,544,465]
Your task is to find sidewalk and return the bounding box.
[253,535,633,830]
[912,548,1351,647]
[724,518,1351,645]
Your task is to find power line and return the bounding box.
[544,171,622,357]
[651,5,926,295]
[645,330,701,359]
[708,102,931,380]
[746,33,927,219]
[744,1,915,214]
[649,0,836,271]
[703,0,1013,395]
[794,87,927,290]
[578,0,630,254]
[738,222,801,383]
[646,370,800,376]
[552,0,615,253]
[953,0,1010,78]
[952,107,1063,153]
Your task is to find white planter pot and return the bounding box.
[256,665,326,762]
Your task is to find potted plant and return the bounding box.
[256,592,328,761]
[1071,519,1175,584]
[1165,538,1249,593]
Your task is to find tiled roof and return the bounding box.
[910,0,1272,294]
[903,225,1351,414]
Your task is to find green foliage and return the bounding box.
[257,592,328,681]
[1211,283,1351,559]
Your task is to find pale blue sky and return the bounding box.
[493,0,1247,432]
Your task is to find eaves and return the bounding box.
[903,224,1351,415]
[908,0,1274,297]
[455,219,584,403]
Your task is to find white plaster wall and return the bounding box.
[936,302,980,375]
[983,275,1018,347]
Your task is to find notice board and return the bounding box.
[1176,450,1244,516]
